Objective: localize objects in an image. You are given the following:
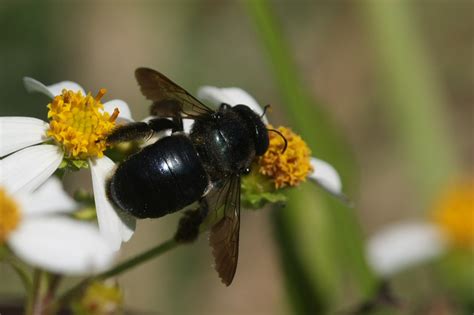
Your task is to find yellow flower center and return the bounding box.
[0,188,22,244]
[432,179,474,248]
[258,125,313,189]
[47,89,119,159]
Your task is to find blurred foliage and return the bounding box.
[1,0,472,314]
[0,1,58,118]
[437,249,474,312]
[245,0,376,312]
[361,0,459,205]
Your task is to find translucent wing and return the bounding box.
[135,67,214,118]
[207,175,241,286]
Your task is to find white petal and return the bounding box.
[0,117,49,157]
[90,156,135,250]
[197,86,268,124]
[16,177,77,216]
[9,217,115,275]
[366,222,447,277]
[0,145,63,194]
[309,157,348,202]
[183,119,194,134]
[23,77,85,98]
[103,99,133,122]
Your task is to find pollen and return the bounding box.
[432,179,474,248]
[258,125,313,189]
[0,188,22,244]
[46,89,119,159]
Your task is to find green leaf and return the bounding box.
[71,159,89,170]
[58,160,68,169]
[242,190,287,209]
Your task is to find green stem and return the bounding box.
[42,274,61,314]
[271,207,328,314]
[25,269,42,315]
[1,246,32,292]
[99,238,178,280]
[7,261,32,293]
[53,238,179,310]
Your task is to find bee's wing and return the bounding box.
[135,67,214,118]
[207,175,241,286]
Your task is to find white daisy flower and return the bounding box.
[0,78,136,250]
[367,179,473,277]
[366,222,447,277]
[196,86,345,200]
[0,177,115,275]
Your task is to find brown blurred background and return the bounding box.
[0,1,472,314]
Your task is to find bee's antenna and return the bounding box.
[267,128,288,153]
[261,104,271,118]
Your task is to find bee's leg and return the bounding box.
[148,100,184,133]
[107,122,152,144]
[174,199,208,243]
[171,116,184,133]
[148,118,178,133]
[107,118,177,144]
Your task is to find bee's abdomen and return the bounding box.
[108,135,208,218]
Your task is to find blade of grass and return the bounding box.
[243,0,377,312]
[360,1,458,204]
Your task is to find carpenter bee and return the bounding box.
[106,68,281,286]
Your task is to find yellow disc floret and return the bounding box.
[47,89,119,159]
[0,188,22,244]
[432,178,474,248]
[258,125,313,189]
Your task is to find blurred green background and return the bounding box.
[0,1,472,314]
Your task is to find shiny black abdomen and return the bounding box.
[108,134,208,218]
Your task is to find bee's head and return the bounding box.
[231,104,269,156]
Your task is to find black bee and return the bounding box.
[106,68,275,286]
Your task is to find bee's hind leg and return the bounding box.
[174,199,208,243]
[171,116,183,133]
